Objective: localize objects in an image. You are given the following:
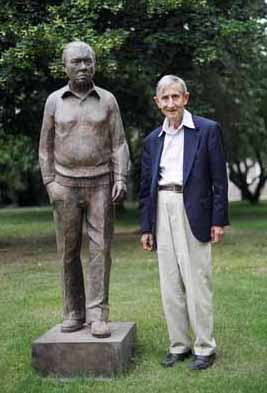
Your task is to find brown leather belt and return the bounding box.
[158,184,183,193]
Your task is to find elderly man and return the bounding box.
[39,41,129,338]
[140,75,229,370]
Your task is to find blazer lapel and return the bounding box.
[151,129,165,191]
[183,124,200,186]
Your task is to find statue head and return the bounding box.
[63,41,96,88]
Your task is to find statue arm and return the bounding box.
[109,96,130,186]
[39,96,56,186]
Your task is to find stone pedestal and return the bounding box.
[32,322,136,378]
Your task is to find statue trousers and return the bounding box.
[52,175,113,324]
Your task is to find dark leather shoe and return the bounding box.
[61,319,84,333]
[188,353,216,370]
[161,351,191,367]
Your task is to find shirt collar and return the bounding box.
[61,82,100,100]
[158,109,195,137]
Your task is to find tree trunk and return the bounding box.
[228,161,267,205]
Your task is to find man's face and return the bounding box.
[64,45,95,84]
[154,83,189,124]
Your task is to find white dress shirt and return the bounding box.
[158,109,195,186]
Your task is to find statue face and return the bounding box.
[64,44,95,84]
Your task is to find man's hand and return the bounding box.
[140,233,154,251]
[210,226,224,244]
[112,181,127,203]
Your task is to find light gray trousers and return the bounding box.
[156,191,216,356]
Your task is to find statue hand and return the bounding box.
[46,181,64,204]
[112,181,127,203]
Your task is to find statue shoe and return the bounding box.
[61,319,84,333]
[91,320,111,338]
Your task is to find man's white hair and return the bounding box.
[156,75,187,96]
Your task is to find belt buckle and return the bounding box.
[175,184,183,193]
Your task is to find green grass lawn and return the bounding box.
[0,202,266,392]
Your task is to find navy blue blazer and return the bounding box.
[139,115,229,243]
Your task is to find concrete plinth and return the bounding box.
[32,322,136,378]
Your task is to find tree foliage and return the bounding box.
[1,0,267,204]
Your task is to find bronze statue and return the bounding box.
[39,41,129,338]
